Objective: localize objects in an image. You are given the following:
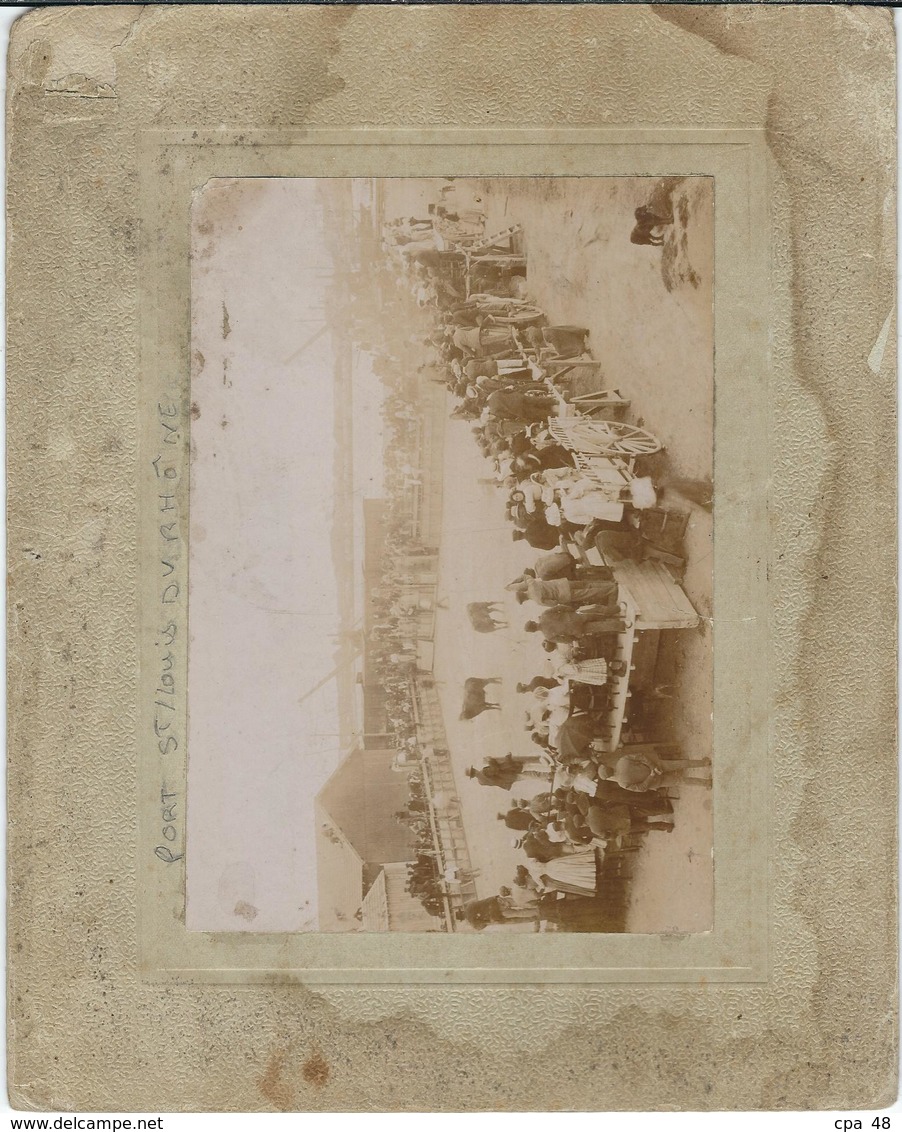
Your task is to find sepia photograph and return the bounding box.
[6,0,896,1112]
[185,176,715,936]
[7,0,897,1111]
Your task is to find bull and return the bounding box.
[466,601,507,633]
[460,677,502,721]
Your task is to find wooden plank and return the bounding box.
[646,561,699,627]
[609,557,699,630]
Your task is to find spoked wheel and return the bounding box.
[596,421,662,456]
[497,310,545,329]
[552,418,663,457]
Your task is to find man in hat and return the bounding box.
[513,830,567,863]
[461,897,505,930]
[513,576,621,610]
[499,807,534,831]
[465,753,532,791]
[507,555,571,589]
[525,604,628,644]
[512,522,561,552]
[519,552,615,585]
[486,384,558,423]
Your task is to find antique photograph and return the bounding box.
[185,176,714,936]
[8,0,896,1111]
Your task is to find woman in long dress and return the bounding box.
[531,846,604,897]
[554,657,611,686]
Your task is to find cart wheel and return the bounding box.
[508,305,545,326]
[583,420,663,456]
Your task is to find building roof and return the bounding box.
[317,746,412,865]
[314,798,364,933]
[314,746,414,931]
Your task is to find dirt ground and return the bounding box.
[383,176,715,932]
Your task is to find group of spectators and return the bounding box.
[379,192,711,931]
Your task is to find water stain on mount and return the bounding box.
[302,1050,330,1088]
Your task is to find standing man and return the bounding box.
[525,604,628,644]
[465,753,540,791]
[514,576,621,609]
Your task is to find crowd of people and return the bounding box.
[382,183,708,931]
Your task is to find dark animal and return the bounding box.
[460,677,502,721]
[630,224,664,246]
[630,203,673,246]
[466,602,507,633]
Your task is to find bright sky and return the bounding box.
[185,178,366,932]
